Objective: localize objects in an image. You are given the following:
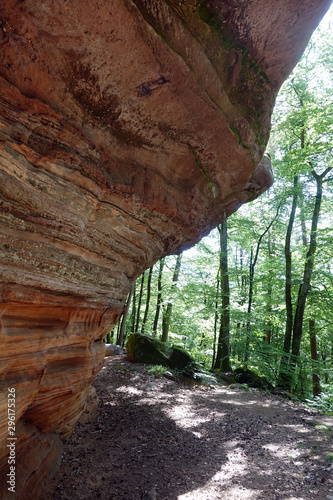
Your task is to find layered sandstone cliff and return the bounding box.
[0,1,331,498]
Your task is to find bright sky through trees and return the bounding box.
[115,4,333,407]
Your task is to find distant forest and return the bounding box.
[106,16,333,410]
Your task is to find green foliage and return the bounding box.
[115,11,333,401]
[146,365,169,377]
[305,387,333,415]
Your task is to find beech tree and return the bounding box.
[213,218,231,371]
[106,18,333,405]
[271,29,333,389]
[161,253,183,342]
[141,267,153,334]
[152,258,165,337]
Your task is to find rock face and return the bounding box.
[0,0,330,498]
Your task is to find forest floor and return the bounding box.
[44,354,333,500]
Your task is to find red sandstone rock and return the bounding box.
[0,1,330,498]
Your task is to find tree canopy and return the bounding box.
[106,12,333,411]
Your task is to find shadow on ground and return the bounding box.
[43,356,333,500]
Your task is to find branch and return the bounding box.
[319,166,333,179]
[292,129,302,141]
[309,163,333,181]
[252,202,282,269]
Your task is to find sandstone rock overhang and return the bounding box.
[0,1,331,498]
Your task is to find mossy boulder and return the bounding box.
[126,333,172,366]
[126,333,198,373]
[234,367,273,390]
[168,345,194,369]
[126,333,218,385]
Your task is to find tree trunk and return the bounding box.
[244,245,254,363]
[135,271,145,333]
[299,186,308,247]
[214,219,231,371]
[116,320,121,340]
[117,285,134,346]
[289,167,332,388]
[211,268,220,369]
[141,266,153,334]
[161,254,182,342]
[291,170,329,356]
[309,318,321,397]
[264,232,273,345]
[240,248,247,306]
[245,204,281,362]
[152,258,165,337]
[131,281,137,333]
[284,176,299,354]
[106,330,114,343]
[278,175,299,389]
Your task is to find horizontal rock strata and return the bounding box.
[0,0,330,497]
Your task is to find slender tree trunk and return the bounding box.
[214,219,231,371]
[309,318,321,397]
[106,330,114,343]
[135,271,145,333]
[152,258,165,337]
[131,281,137,333]
[264,232,273,345]
[289,168,331,387]
[240,248,246,305]
[141,267,153,334]
[301,198,320,396]
[211,268,220,369]
[245,205,281,363]
[235,247,240,288]
[321,344,329,384]
[284,176,299,353]
[244,246,254,363]
[279,126,306,387]
[278,175,299,389]
[161,253,182,342]
[117,285,134,346]
[115,321,121,342]
[299,187,308,247]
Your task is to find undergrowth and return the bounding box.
[305,386,333,415]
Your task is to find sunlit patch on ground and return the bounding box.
[44,356,333,500]
[115,385,143,396]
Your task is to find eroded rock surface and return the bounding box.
[0,1,330,498]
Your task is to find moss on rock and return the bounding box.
[234,367,273,390]
[126,333,172,366]
[126,333,197,370]
[168,345,194,369]
[126,334,219,385]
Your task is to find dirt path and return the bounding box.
[44,355,333,500]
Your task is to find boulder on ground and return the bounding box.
[126,333,174,366]
[126,333,218,384]
[126,333,195,369]
[105,344,127,356]
[234,367,274,390]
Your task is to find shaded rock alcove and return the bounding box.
[0,1,331,498]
